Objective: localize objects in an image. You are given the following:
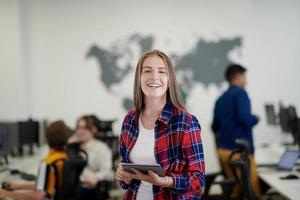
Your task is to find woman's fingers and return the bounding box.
[117,170,128,179]
[116,166,126,179]
[117,166,164,187]
[118,162,124,169]
[131,169,143,176]
[148,170,163,185]
[116,167,135,183]
[115,171,125,180]
[116,165,160,183]
[131,169,146,179]
[148,170,159,179]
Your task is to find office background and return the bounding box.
[1,0,300,173]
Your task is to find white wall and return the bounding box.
[1,0,300,173]
[0,0,28,120]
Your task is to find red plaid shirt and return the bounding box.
[119,102,205,200]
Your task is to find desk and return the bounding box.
[259,169,300,200]
[0,145,48,183]
[255,144,300,200]
[0,146,48,200]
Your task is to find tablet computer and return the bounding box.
[122,163,165,177]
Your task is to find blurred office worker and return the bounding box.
[0,121,71,200]
[74,115,113,200]
[115,50,205,200]
[211,64,261,197]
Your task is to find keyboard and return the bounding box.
[257,163,278,168]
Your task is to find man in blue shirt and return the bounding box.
[211,64,261,197]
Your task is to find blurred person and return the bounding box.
[72,115,113,200]
[211,64,261,197]
[0,120,71,200]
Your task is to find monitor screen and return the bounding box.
[7,122,19,150]
[98,120,115,132]
[0,124,9,157]
[278,150,300,170]
[265,104,276,125]
[18,121,39,146]
[279,107,290,132]
[287,106,298,132]
[296,119,300,149]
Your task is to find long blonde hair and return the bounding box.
[133,50,185,112]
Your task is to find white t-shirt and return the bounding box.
[129,116,157,200]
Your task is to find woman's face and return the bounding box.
[141,55,169,100]
[76,119,93,143]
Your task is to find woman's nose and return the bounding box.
[150,71,159,80]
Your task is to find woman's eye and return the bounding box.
[144,70,151,73]
[159,71,166,74]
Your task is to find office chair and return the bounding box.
[229,139,257,200]
[203,172,236,200]
[94,120,119,199]
[203,137,238,200]
[52,143,88,200]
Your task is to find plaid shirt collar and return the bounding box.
[128,101,173,127]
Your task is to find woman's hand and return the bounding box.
[116,163,174,187]
[115,163,135,184]
[131,169,165,186]
[82,179,98,189]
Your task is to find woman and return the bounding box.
[115,50,205,200]
[75,115,113,200]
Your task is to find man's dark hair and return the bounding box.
[225,64,247,82]
[45,120,72,151]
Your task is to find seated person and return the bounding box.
[70,115,113,200]
[0,120,72,200]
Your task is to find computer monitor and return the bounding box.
[18,120,40,154]
[265,104,277,125]
[98,120,115,133]
[287,106,298,130]
[279,106,291,132]
[295,119,300,149]
[0,124,9,163]
[7,122,19,154]
[286,106,299,145]
[0,122,19,156]
[0,124,9,166]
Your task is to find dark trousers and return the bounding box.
[79,181,109,200]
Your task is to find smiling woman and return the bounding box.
[115,50,206,200]
[133,50,185,113]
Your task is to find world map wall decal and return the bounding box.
[86,33,242,111]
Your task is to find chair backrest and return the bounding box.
[59,157,87,200]
[229,139,257,200]
[52,143,88,200]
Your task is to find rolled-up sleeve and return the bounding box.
[170,115,205,195]
[36,162,55,197]
[118,115,131,190]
